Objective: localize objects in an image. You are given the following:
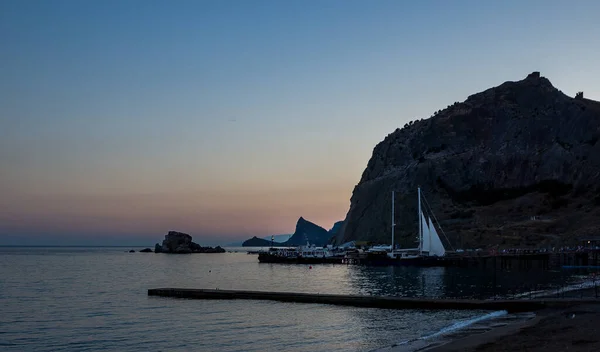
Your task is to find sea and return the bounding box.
[0,246,595,352]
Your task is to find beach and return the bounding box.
[427,300,600,352]
[474,305,600,351]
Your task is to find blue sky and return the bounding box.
[1,0,599,245]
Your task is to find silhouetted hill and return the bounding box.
[282,217,331,247]
[242,236,282,247]
[263,234,292,243]
[328,221,344,235]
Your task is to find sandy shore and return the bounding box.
[428,304,600,352]
[375,285,600,352]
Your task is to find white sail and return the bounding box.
[420,212,430,254]
[428,217,446,257]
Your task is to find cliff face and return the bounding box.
[337,73,600,248]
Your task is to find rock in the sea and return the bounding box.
[337,72,600,248]
[204,245,226,253]
[160,231,193,253]
[139,248,153,253]
[129,250,135,253]
[154,231,226,254]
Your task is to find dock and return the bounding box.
[147,288,599,313]
[256,251,600,270]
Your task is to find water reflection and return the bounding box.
[344,265,600,299]
[0,248,495,352]
[3,248,600,352]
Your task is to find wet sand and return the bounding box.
[428,304,600,352]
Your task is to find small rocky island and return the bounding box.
[154,231,226,254]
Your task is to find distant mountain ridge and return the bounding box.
[280,217,331,247]
[242,236,280,247]
[264,234,292,243]
[242,218,343,247]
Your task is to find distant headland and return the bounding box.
[242,218,344,247]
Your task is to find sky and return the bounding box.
[1,0,599,246]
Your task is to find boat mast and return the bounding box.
[391,190,395,251]
[418,187,422,255]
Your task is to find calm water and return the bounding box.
[0,247,590,351]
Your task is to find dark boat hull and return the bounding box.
[258,252,473,267]
[258,253,343,264]
[360,256,426,267]
[358,254,471,267]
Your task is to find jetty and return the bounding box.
[147,288,599,313]
[253,250,600,270]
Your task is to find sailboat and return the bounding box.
[364,187,447,266]
[416,187,446,258]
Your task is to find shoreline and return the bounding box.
[376,278,600,352]
[426,303,600,352]
[422,312,544,352]
[372,310,537,352]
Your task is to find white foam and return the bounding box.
[506,277,599,299]
[420,310,508,340]
[372,310,510,352]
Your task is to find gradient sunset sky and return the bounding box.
[1,0,599,245]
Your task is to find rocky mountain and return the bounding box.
[282,217,332,247]
[242,236,282,247]
[264,234,293,243]
[155,231,225,253]
[328,221,344,235]
[336,72,600,249]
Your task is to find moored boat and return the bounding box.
[346,187,452,267]
[258,243,346,264]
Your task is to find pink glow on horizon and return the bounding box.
[0,185,350,240]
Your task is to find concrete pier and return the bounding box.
[147,288,599,313]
